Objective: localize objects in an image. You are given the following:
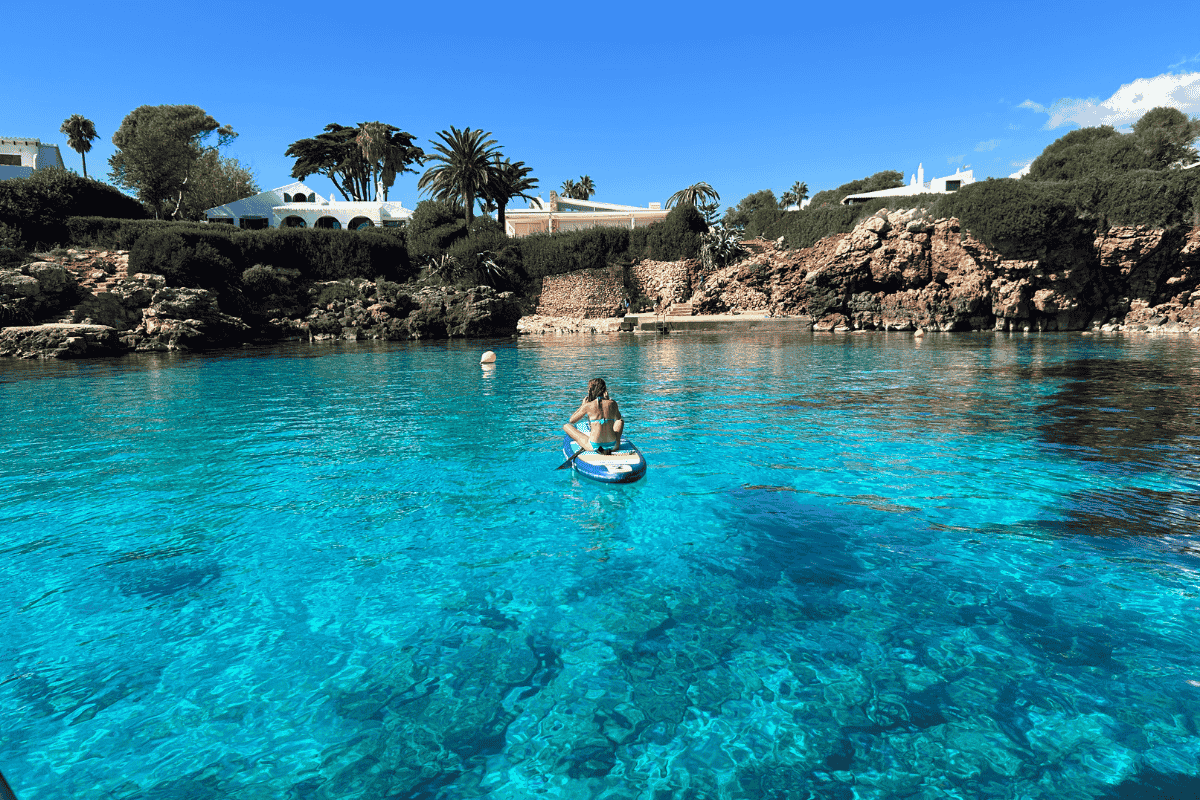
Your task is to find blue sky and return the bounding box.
[8,1,1200,212]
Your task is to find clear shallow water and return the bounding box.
[2,332,1200,799]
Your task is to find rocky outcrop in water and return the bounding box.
[268,281,523,342]
[1,250,524,359]
[694,212,1200,332]
[0,261,82,327]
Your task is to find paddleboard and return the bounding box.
[561,435,648,484]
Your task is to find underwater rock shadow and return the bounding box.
[693,485,879,601]
[116,561,222,600]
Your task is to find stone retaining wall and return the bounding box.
[536,259,698,317]
[536,267,624,318]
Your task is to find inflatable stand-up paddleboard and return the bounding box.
[561,435,648,484]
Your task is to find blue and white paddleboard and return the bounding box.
[561,435,648,484]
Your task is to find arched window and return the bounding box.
[348,217,373,230]
[283,193,292,203]
[282,216,306,228]
[314,216,341,229]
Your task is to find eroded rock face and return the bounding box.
[131,286,250,351]
[0,262,81,326]
[0,324,122,359]
[693,212,1200,332]
[270,283,523,342]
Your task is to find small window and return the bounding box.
[0,154,21,166]
[283,193,292,203]
[945,180,961,192]
[208,217,235,225]
[239,216,269,230]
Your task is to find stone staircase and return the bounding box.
[667,301,694,316]
[39,250,131,323]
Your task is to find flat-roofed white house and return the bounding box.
[841,164,975,205]
[204,182,413,229]
[0,137,66,180]
[503,192,669,237]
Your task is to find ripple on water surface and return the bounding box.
[2,334,1200,799]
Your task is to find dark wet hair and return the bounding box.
[587,378,608,402]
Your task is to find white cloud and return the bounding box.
[975,140,1000,152]
[947,154,965,164]
[1020,72,1200,130]
[1169,52,1200,70]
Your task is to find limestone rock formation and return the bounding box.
[0,323,122,359]
[692,212,1200,333]
[272,281,523,342]
[0,261,81,326]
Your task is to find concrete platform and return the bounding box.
[622,312,814,333]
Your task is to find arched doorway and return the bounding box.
[314,217,341,229]
[282,216,306,228]
[348,217,374,230]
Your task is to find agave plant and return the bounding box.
[704,224,747,269]
[427,253,460,283]
[478,250,506,286]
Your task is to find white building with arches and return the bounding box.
[204,182,413,229]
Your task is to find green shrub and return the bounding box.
[633,204,706,260]
[315,281,362,307]
[130,228,240,288]
[0,169,147,248]
[407,200,467,265]
[242,264,286,296]
[67,217,208,250]
[1054,169,1200,229]
[722,189,778,231]
[0,222,26,252]
[937,179,1086,259]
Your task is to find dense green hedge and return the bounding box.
[67,217,209,249]
[120,224,412,292]
[1050,169,1200,229]
[0,169,147,249]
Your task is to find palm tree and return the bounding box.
[60,114,98,178]
[355,121,389,200]
[779,181,809,209]
[576,175,595,200]
[483,157,539,232]
[417,126,499,224]
[560,178,578,200]
[666,181,720,209]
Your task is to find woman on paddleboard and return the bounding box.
[564,378,624,455]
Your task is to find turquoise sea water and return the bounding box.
[2,331,1200,799]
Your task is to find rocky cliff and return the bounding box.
[0,250,523,359]
[694,210,1200,333]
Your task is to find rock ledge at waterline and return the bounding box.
[0,249,522,358]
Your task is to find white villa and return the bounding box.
[204,182,413,229]
[503,192,669,237]
[841,164,975,205]
[0,137,65,180]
